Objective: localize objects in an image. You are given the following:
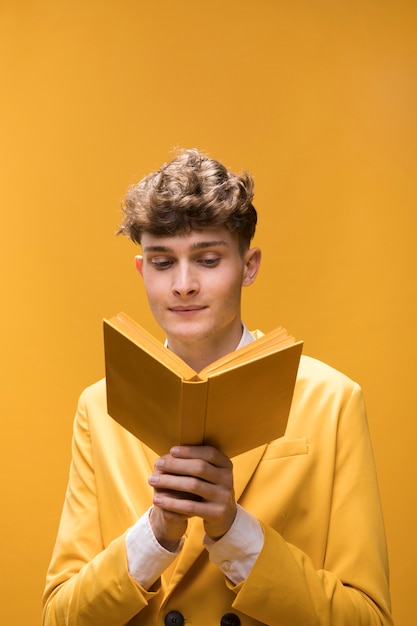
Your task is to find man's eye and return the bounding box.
[150,259,173,270]
[199,257,220,267]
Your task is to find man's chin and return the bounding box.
[165,322,211,346]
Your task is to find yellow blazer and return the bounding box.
[43,355,393,625]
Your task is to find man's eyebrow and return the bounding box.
[143,245,171,252]
[191,240,229,251]
[143,240,229,253]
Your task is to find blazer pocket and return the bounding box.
[262,436,309,460]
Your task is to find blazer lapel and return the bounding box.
[233,444,266,501]
[164,444,267,594]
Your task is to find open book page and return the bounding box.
[200,326,299,377]
[105,312,197,379]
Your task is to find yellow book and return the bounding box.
[104,312,303,457]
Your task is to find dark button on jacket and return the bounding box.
[164,611,184,626]
[220,613,241,626]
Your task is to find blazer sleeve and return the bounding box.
[42,390,158,625]
[230,383,393,626]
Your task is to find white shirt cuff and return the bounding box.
[204,504,264,585]
[125,507,183,589]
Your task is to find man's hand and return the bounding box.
[148,445,236,550]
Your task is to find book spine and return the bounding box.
[179,380,208,446]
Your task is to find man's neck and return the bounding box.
[167,324,245,373]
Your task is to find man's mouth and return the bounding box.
[169,305,207,313]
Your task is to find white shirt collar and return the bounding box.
[236,323,255,349]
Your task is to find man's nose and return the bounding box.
[172,263,199,296]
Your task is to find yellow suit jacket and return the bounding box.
[43,355,393,626]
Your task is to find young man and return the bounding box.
[43,149,393,625]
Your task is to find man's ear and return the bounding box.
[134,255,144,276]
[242,247,261,286]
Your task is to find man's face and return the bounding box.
[135,227,260,357]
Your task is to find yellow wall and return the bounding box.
[1,1,415,624]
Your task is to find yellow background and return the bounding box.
[1,1,415,624]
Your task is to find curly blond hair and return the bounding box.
[118,149,257,251]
